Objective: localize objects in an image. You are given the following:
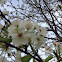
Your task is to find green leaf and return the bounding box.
[53,51,58,58]
[4,22,9,32]
[21,55,32,62]
[58,5,62,9]
[0,38,12,43]
[45,55,53,62]
[33,59,36,62]
[0,38,12,48]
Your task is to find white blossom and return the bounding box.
[24,20,32,30]
[33,22,47,36]
[11,19,20,26]
[8,21,29,46]
[34,36,46,49]
[8,20,47,48]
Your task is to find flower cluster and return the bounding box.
[8,19,47,48]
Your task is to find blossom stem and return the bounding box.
[29,43,43,62]
[0,41,43,62]
[0,10,11,24]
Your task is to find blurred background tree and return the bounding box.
[0,0,62,62]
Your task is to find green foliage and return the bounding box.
[21,55,32,62]
[0,38,12,43]
[58,5,62,9]
[53,51,59,58]
[45,55,53,62]
[53,50,60,61]
[0,38,12,48]
[33,59,36,62]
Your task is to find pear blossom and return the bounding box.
[8,19,47,48]
[37,27,47,36]
[24,20,32,30]
[35,36,46,49]
[8,21,29,46]
[33,22,47,36]
[11,19,20,26]
[29,22,47,48]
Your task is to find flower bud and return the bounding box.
[56,42,60,47]
[24,20,32,30]
[53,41,56,45]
